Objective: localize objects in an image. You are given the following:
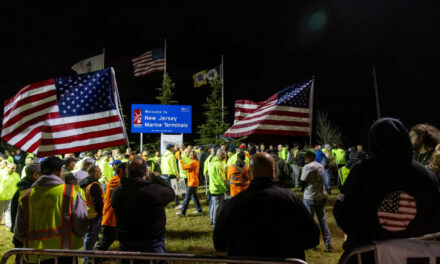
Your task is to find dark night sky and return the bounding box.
[2,0,440,147]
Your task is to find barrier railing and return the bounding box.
[338,232,440,264]
[1,249,308,264]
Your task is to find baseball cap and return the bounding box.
[240,144,246,149]
[83,157,95,164]
[103,151,112,156]
[110,159,122,165]
[41,156,65,174]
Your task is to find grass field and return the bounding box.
[0,186,344,264]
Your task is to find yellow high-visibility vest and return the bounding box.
[19,184,83,263]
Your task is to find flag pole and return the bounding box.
[309,77,315,147]
[164,39,167,79]
[221,54,224,122]
[373,66,381,120]
[102,48,105,68]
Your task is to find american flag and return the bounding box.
[223,78,314,138]
[377,191,417,232]
[132,48,165,77]
[1,68,127,157]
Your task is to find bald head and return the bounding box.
[250,153,275,179]
[128,155,147,178]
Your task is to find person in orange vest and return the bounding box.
[95,162,126,252]
[79,165,104,262]
[228,152,250,197]
[176,150,202,216]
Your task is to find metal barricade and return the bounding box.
[338,232,440,264]
[1,249,308,264]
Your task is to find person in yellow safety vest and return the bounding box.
[152,151,161,173]
[161,144,180,208]
[14,156,88,264]
[338,166,350,191]
[99,151,113,190]
[0,163,20,228]
[278,144,289,161]
[332,146,347,168]
[228,152,250,197]
[179,148,191,184]
[204,147,216,177]
[4,150,15,164]
[79,165,104,262]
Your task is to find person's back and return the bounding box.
[14,156,87,263]
[214,153,319,260]
[112,156,175,247]
[334,118,440,252]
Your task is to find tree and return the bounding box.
[315,110,343,147]
[156,73,177,105]
[196,78,230,145]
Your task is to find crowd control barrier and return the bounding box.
[1,249,308,264]
[339,232,440,264]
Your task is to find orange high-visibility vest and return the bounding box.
[228,163,250,197]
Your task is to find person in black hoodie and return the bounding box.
[10,163,41,263]
[112,155,175,264]
[334,118,440,255]
[214,152,319,260]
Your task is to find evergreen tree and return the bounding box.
[196,78,230,145]
[156,73,177,105]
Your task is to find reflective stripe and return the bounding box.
[22,185,74,249]
[21,188,32,248]
[61,184,73,249]
[230,164,249,182]
[230,182,249,187]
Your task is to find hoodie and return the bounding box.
[10,177,34,232]
[334,118,440,251]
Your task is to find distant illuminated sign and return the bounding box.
[131,104,192,133]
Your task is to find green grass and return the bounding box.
[0,186,344,264]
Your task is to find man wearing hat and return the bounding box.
[10,163,41,263]
[14,156,88,264]
[300,149,332,252]
[99,151,113,190]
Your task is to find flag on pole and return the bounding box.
[223,78,314,138]
[132,48,165,77]
[193,70,207,87]
[71,53,105,74]
[193,65,221,87]
[1,68,127,157]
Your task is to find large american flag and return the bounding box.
[132,48,165,77]
[378,191,417,232]
[1,68,127,157]
[223,78,314,138]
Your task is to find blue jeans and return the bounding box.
[303,198,331,247]
[210,193,224,227]
[83,216,102,262]
[119,237,167,264]
[181,186,202,215]
[324,169,331,192]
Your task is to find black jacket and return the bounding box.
[79,176,103,217]
[334,118,440,251]
[272,154,291,187]
[213,177,319,260]
[10,177,34,232]
[111,176,175,241]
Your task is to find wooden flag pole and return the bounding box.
[164,39,167,78]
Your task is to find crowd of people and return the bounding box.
[0,118,440,263]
